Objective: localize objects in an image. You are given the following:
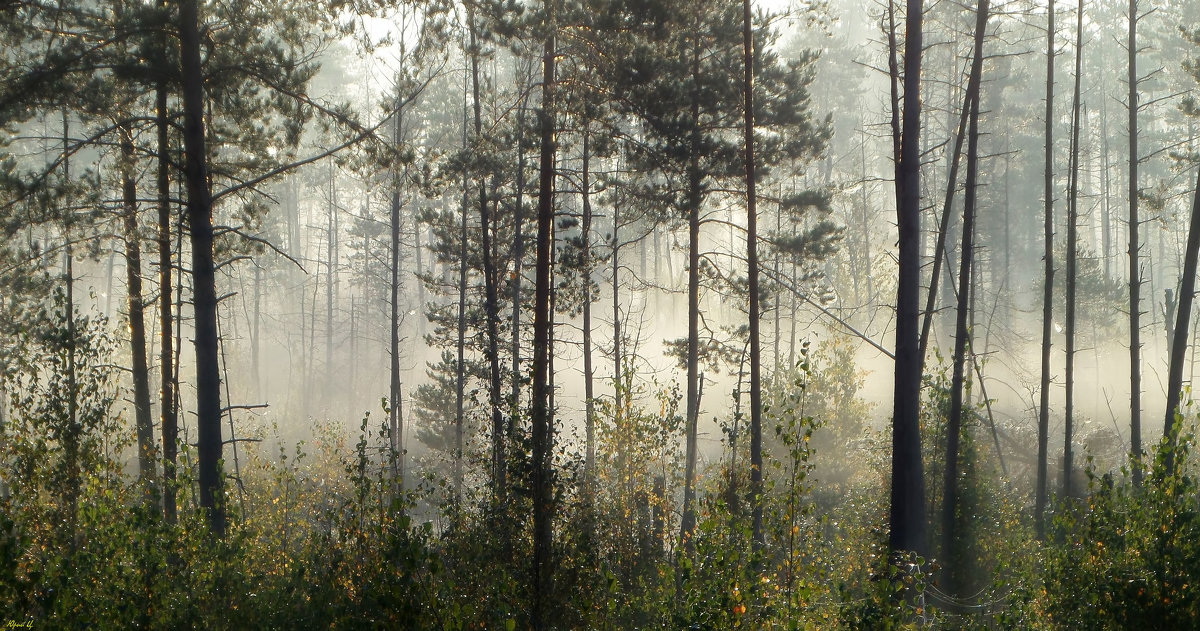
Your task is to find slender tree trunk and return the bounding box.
[1064,0,1084,497]
[1162,165,1200,474]
[390,97,404,489]
[1036,0,1055,539]
[941,0,988,594]
[888,0,927,560]
[530,4,557,624]
[179,0,225,535]
[581,127,595,490]
[1128,0,1144,486]
[120,124,157,499]
[325,164,337,412]
[511,93,527,433]
[469,11,507,497]
[454,94,469,505]
[156,41,178,523]
[743,0,764,552]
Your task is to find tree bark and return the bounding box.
[156,39,178,523]
[1162,166,1200,474]
[1128,0,1144,486]
[743,0,764,553]
[1036,0,1055,539]
[530,2,557,624]
[941,0,988,594]
[469,10,507,497]
[119,122,157,499]
[888,0,927,560]
[1064,0,1083,497]
[179,0,225,536]
[581,127,595,491]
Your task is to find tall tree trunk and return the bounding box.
[325,164,337,413]
[121,125,157,499]
[156,38,178,523]
[179,0,225,536]
[469,11,507,497]
[888,0,927,560]
[1063,0,1083,497]
[530,3,557,624]
[581,127,595,491]
[743,0,764,552]
[510,89,528,433]
[941,0,988,594]
[390,96,404,489]
[1036,0,1055,539]
[454,95,469,505]
[1128,0,1144,486]
[1162,165,1200,474]
[679,28,703,564]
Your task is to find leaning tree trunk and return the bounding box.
[1162,165,1200,474]
[179,0,225,536]
[888,0,927,560]
[941,0,988,595]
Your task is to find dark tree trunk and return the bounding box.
[942,0,988,594]
[743,0,763,552]
[1128,0,1144,486]
[179,0,225,536]
[530,3,557,624]
[454,101,469,505]
[469,11,507,497]
[120,125,157,499]
[390,97,404,488]
[156,46,178,523]
[679,22,703,564]
[1036,0,1055,539]
[888,0,927,560]
[1162,166,1200,474]
[1064,0,1083,497]
[581,127,595,490]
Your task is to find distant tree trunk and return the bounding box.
[941,0,988,594]
[530,2,557,624]
[917,62,972,370]
[325,164,337,412]
[581,127,595,490]
[1036,0,1055,539]
[390,97,404,489]
[511,89,527,434]
[156,42,178,523]
[611,198,625,491]
[743,0,764,552]
[179,0,226,536]
[252,265,261,400]
[1162,166,1200,474]
[888,0,927,560]
[469,11,507,497]
[679,20,703,565]
[454,98,469,505]
[1128,0,1144,486]
[120,124,157,500]
[1063,0,1083,497]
